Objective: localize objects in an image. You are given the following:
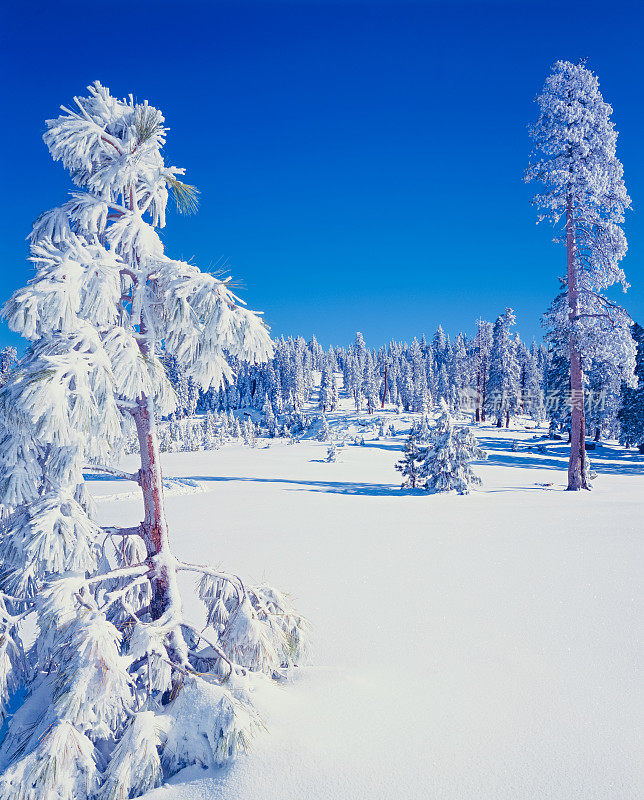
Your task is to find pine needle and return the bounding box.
[165,174,200,215]
[134,104,162,145]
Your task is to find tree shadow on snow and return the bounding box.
[477,436,644,477]
[186,475,402,497]
[359,440,409,452]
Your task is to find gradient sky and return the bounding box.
[1,0,642,351]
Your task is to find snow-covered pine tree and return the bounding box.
[451,333,469,411]
[395,432,425,489]
[326,441,338,462]
[204,409,218,448]
[319,362,332,411]
[484,309,519,427]
[420,400,487,494]
[473,319,493,422]
[521,341,546,423]
[262,396,276,437]
[330,369,339,411]
[0,83,306,800]
[316,412,329,442]
[362,353,379,415]
[527,60,633,489]
[618,322,644,448]
[544,336,571,438]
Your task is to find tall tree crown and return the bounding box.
[526,60,630,293]
[0,81,273,510]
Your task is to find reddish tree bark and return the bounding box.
[132,396,172,619]
[566,195,588,490]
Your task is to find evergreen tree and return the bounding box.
[395,432,425,489]
[421,401,487,494]
[485,309,519,427]
[326,441,338,462]
[318,413,330,442]
[527,60,632,489]
[451,333,469,411]
[522,342,546,422]
[0,83,306,799]
[618,323,644,448]
[473,319,493,422]
[362,353,379,415]
[262,397,276,437]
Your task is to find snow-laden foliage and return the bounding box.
[161,676,260,772]
[0,82,304,799]
[421,400,487,494]
[618,323,644,448]
[395,432,425,489]
[527,61,633,487]
[0,720,98,800]
[98,712,165,800]
[198,574,308,677]
[485,309,520,427]
[526,61,630,286]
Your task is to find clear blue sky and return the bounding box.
[1,0,642,351]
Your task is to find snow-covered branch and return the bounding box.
[84,464,140,482]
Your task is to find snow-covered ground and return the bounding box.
[88,409,643,800]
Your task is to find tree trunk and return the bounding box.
[132,396,172,620]
[594,426,600,442]
[481,365,487,421]
[496,417,502,428]
[505,409,510,428]
[566,195,588,490]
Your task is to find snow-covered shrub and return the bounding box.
[395,432,425,489]
[318,413,330,442]
[421,400,487,494]
[584,456,598,486]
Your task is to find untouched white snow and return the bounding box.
[89,412,643,800]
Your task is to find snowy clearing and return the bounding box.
[89,414,643,800]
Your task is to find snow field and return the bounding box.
[89,413,643,800]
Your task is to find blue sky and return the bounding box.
[1,0,642,350]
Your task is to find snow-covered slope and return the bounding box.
[88,414,643,800]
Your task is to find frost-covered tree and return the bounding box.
[317,413,330,442]
[485,309,519,427]
[472,319,493,422]
[262,396,277,437]
[421,400,487,494]
[520,341,546,423]
[0,83,306,800]
[527,60,633,489]
[618,322,644,448]
[395,432,425,489]
[362,353,379,415]
[326,441,338,462]
[319,362,333,411]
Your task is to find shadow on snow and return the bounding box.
[476,436,644,477]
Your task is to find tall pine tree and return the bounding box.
[527,60,632,489]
